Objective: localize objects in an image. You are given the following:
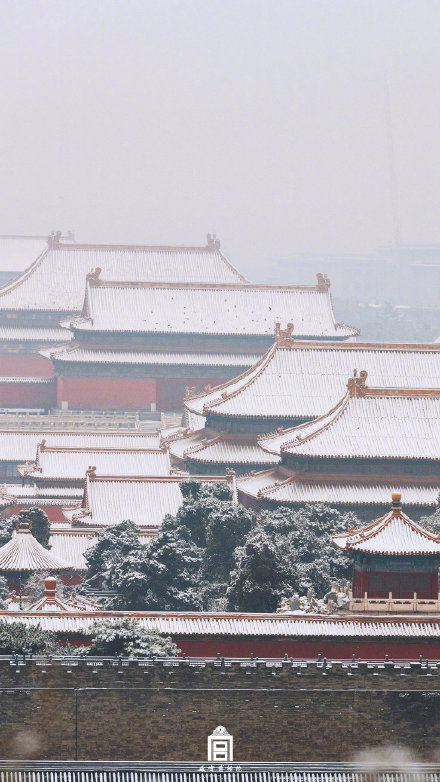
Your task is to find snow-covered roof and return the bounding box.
[18,441,172,482]
[26,576,77,612]
[260,375,440,460]
[2,609,440,638]
[49,530,151,570]
[64,471,237,528]
[0,326,72,343]
[43,344,257,368]
[4,484,82,499]
[185,340,440,419]
[0,240,245,312]
[67,276,357,339]
[0,431,160,463]
[0,484,83,509]
[0,235,53,273]
[0,522,72,571]
[0,376,55,385]
[237,468,440,508]
[333,494,440,555]
[170,430,280,466]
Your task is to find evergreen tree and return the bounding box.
[261,504,356,597]
[0,576,8,609]
[83,487,356,614]
[227,504,357,611]
[419,498,440,534]
[203,502,256,582]
[110,525,203,611]
[0,516,14,547]
[227,529,282,612]
[0,621,60,654]
[86,619,179,657]
[7,507,51,549]
[84,520,144,585]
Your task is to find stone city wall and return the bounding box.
[0,657,439,762]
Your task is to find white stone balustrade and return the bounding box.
[349,591,440,613]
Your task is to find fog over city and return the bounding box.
[1,0,439,279]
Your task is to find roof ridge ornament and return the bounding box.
[86,267,102,284]
[206,233,221,250]
[391,491,402,514]
[316,272,331,291]
[275,322,294,347]
[47,230,62,248]
[16,519,32,533]
[347,369,368,397]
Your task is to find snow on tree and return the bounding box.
[227,529,282,612]
[0,576,8,609]
[0,621,60,654]
[228,504,358,611]
[85,618,179,657]
[84,520,144,584]
[6,507,51,549]
[83,486,357,613]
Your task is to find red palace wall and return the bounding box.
[0,379,57,408]
[60,634,440,660]
[57,377,157,410]
[0,354,54,377]
[176,636,440,660]
[4,504,69,522]
[57,376,232,411]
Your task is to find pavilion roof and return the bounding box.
[237,468,440,509]
[26,577,101,612]
[63,471,237,528]
[332,494,440,555]
[18,440,172,482]
[0,522,72,572]
[185,339,440,419]
[0,237,245,312]
[259,374,440,460]
[65,274,357,339]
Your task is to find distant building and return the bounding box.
[0,234,244,394]
[273,244,440,309]
[0,234,356,410]
[45,270,356,412]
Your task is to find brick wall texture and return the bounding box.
[1,659,440,762]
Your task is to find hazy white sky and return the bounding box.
[1,0,439,277]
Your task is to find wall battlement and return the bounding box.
[2,655,440,689]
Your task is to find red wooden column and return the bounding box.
[352,566,368,598]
